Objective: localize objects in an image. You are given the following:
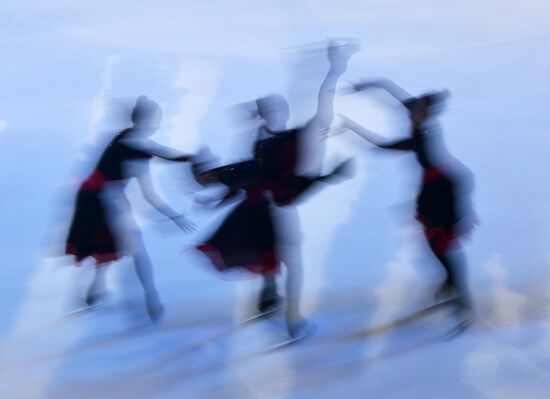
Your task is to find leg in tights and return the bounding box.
[429,242,471,308]
[132,235,164,322]
[259,273,280,313]
[86,266,108,305]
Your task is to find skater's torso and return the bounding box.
[81,129,152,191]
[406,126,440,170]
[401,124,473,229]
[254,126,302,181]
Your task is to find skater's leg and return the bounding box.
[284,260,303,321]
[434,251,459,289]
[276,206,308,336]
[86,266,108,306]
[429,241,471,308]
[283,261,311,338]
[132,237,164,322]
[440,249,471,302]
[258,273,280,313]
[281,239,307,336]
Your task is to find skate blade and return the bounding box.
[267,326,316,352]
[65,302,106,318]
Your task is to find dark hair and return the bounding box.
[403,90,449,114]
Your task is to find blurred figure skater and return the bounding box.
[193,40,357,337]
[65,96,194,322]
[191,143,351,337]
[340,79,475,315]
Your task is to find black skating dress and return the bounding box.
[196,128,316,275]
[65,131,153,265]
[384,125,472,254]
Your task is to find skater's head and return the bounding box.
[131,95,162,131]
[404,90,449,125]
[256,94,289,130]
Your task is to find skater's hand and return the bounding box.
[340,80,379,95]
[339,80,368,95]
[339,83,360,96]
[171,215,196,233]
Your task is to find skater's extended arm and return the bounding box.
[137,168,195,232]
[193,187,243,208]
[345,78,415,106]
[339,114,413,151]
[145,142,192,162]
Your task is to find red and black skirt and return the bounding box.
[197,201,279,275]
[65,171,120,265]
[416,167,460,254]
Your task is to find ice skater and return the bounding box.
[65,95,194,322]
[191,40,357,337]
[190,145,351,337]
[340,79,475,318]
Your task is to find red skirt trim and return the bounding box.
[197,243,278,275]
[423,167,445,183]
[81,170,109,192]
[66,243,120,266]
